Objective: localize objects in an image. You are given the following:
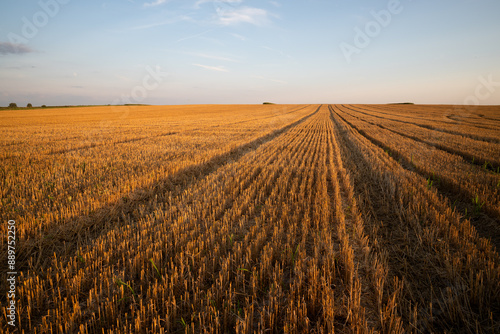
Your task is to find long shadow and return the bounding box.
[208,104,311,128]
[477,113,500,122]
[371,104,500,131]
[330,105,500,251]
[46,106,312,156]
[445,114,500,130]
[48,131,179,155]
[13,105,321,271]
[342,105,500,170]
[366,104,500,131]
[343,104,500,144]
[329,105,500,332]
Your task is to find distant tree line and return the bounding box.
[4,103,46,109]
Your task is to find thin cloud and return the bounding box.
[216,6,271,26]
[261,45,293,59]
[5,65,36,70]
[193,1,274,26]
[253,75,287,84]
[230,33,247,41]
[0,42,33,55]
[175,29,212,43]
[115,75,134,82]
[129,16,193,30]
[188,52,238,62]
[144,0,168,7]
[194,0,243,9]
[193,63,229,72]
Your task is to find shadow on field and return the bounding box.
[345,104,500,144]
[332,106,500,252]
[15,105,321,272]
[329,105,500,332]
[341,105,500,170]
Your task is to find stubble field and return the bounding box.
[1,104,499,333]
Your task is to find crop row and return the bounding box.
[1,104,499,333]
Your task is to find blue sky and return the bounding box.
[0,0,499,106]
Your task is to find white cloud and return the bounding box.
[144,0,168,7]
[188,52,238,62]
[253,75,287,84]
[193,1,273,26]
[129,16,193,30]
[193,63,229,72]
[216,6,270,26]
[194,0,243,9]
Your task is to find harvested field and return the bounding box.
[1,104,499,333]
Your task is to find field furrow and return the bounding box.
[1,104,499,333]
[333,105,500,248]
[1,106,320,273]
[348,104,500,144]
[342,105,500,169]
[369,104,500,131]
[329,104,500,333]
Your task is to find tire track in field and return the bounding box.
[338,104,499,187]
[18,107,320,333]
[331,105,500,251]
[329,105,419,331]
[477,113,500,122]
[364,104,500,139]
[329,105,500,332]
[42,105,311,156]
[352,104,500,141]
[47,131,180,155]
[267,110,352,332]
[445,114,500,130]
[344,104,500,144]
[330,108,452,328]
[226,113,329,332]
[342,105,500,170]
[12,105,321,272]
[369,104,500,131]
[353,104,454,125]
[336,104,500,219]
[324,107,388,332]
[207,104,311,129]
[29,108,329,333]
[165,112,315,261]
[191,110,344,332]
[339,104,500,195]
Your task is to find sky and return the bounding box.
[0,0,499,106]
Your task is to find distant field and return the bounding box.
[1,104,499,333]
